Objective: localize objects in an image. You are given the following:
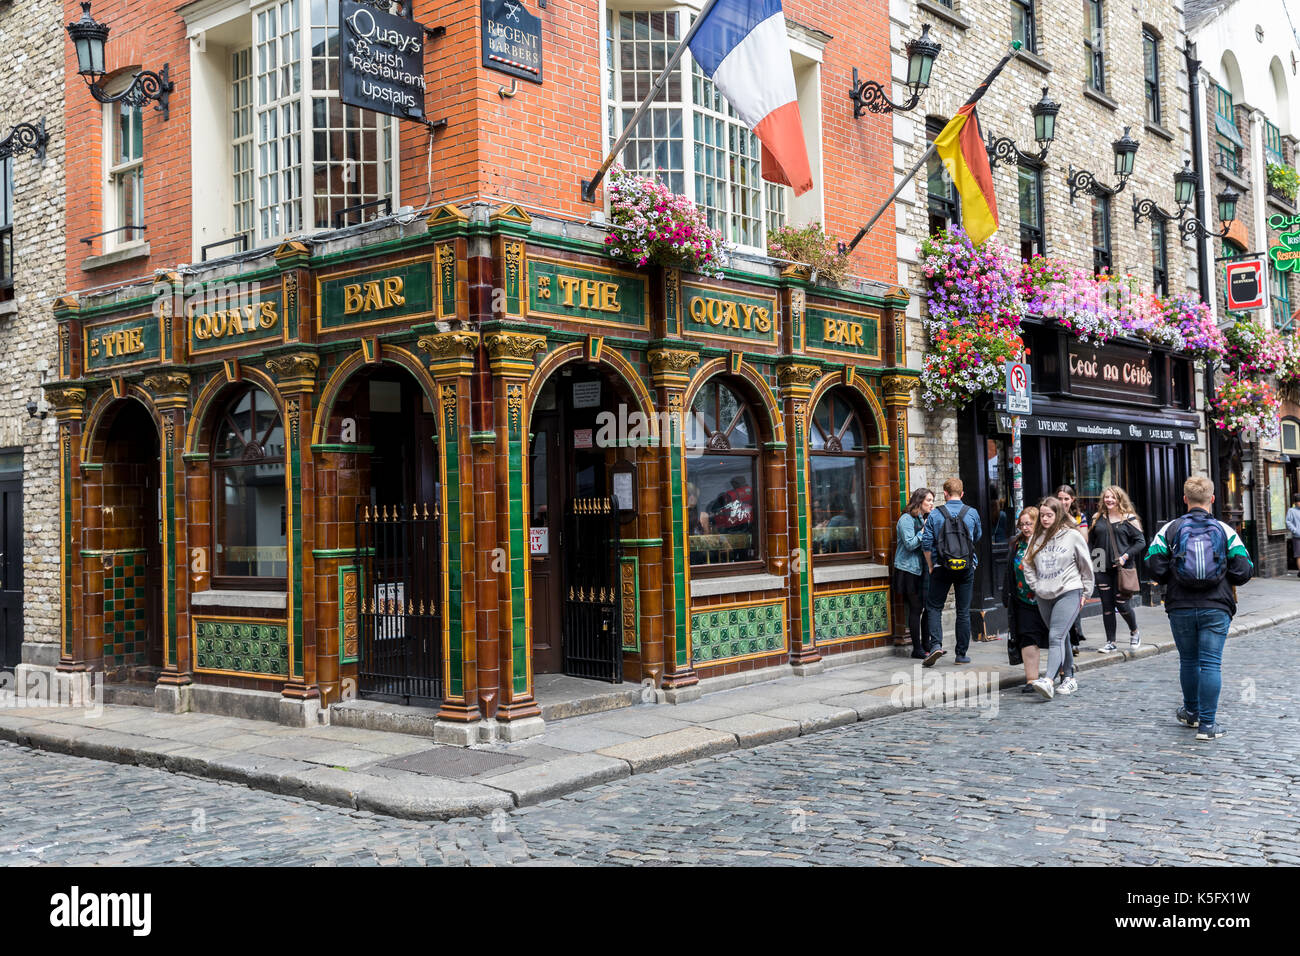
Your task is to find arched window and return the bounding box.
[809,390,869,558]
[686,379,760,570]
[212,387,287,587]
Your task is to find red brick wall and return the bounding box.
[65,0,896,290]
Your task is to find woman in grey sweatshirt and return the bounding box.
[1022,496,1096,700]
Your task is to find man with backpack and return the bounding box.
[922,477,983,666]
[1145,476,1254,741]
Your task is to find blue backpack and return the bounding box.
[1169,511,1228,589]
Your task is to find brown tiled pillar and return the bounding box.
[143,371,193,686]
[418,332,482,724]
[777,362,825,667]
[648,347,701,691]
[484,330,547,724]
[266,353,322,701]
[48,387,87,674]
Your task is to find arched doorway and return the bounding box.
[528,362,636,682]
[328,364,441,704]
[98,400,163,682]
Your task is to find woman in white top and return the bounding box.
[1021,496,1097,700]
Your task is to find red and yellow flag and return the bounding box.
[933,103,999,245]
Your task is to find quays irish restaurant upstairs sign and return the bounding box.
[482,0,543,83]
[340,0,427,121]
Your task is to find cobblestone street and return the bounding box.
[2,625,1297,866]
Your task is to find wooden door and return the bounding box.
[0,473,21,671]
[529,411,563,673]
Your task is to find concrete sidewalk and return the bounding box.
[3,577,1298,820]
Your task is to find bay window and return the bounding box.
[603,6,822,253]
[188,0,396,257]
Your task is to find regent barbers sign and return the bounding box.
[482,0,543,83]
[340,0,427,120]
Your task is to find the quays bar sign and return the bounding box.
[83,313,163,373]
[317,260,435,333]
[682,281,779,346]
[339,0,427,121]
[528,257,649,330]
[188,290,283,356]
[1065,341,1156,401]
[995,412,1196,445]
[804,304,880,359]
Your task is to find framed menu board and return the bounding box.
[1267,462,1287,535]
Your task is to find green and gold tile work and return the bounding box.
[814,588,890,643]
[102,550,147,668]
[194,618,290,678]
[690,600,787,666]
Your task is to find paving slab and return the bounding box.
[756,702,858,734]
[596,726,736,773]
[703,713,800,748]
[298,747,390,769]
[581,710,697,738]
[482,753,631,806]
[534,724,639,753]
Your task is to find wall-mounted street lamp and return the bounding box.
[987,87,1060,168]
[66,2,174,120]
[1182,184,1240,242]
[0,120,50,162]
[850,24,942,116]
[1067,126,1140,203]
[1132,159,1200,228]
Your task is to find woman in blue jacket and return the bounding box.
[895,488,935,658]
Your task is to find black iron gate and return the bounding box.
[562,496,622,682]
[356,502,443,704]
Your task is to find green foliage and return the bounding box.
[1267,162,1299,201]
[767,222,849,285]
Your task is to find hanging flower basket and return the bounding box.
[1222,319,1285,377]
[1278,334,1300,400]
[1158,293,1226,361]
[918,227,1023,335]
[1211,373,1281,438]
[919,318,1024,410]
[604,165,726,278]
[767,221,849,285]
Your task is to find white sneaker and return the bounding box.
[1057,677,1079,695]
[1101,642,1118,653]
[1129,632,1142,650]
[1031,678,1055,700]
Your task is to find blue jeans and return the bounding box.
[1168,608,1231,727]
[926,565,974,656]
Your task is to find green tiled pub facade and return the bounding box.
[41,204,917,732]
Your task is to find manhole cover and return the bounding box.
[378,747,525,778]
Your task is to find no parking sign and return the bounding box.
[1005,361,1031,415]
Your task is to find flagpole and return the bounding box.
[581,0,725,203]
[845,44,1024,253]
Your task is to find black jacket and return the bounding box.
[1144,509,1254,615]
[1089,515,1146,573]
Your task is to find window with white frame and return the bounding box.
[104,97,144,250]
[604,6,816,252]
[188,0,396,256]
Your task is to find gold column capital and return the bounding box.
[648,347,700,389]
[46,386,87,421]
[265,353,321,394]
[418,331,479,377]
[142,370,192,410]
[484,331,546,376]
[776,361,823,396]
[882,374,919,406]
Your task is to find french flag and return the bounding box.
[688,0,814,195]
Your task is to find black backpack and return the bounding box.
[936,505,975,572]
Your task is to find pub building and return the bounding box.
[957,318,1201,635]
[43,207,916,738]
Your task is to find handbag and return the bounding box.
[1106,518,1140,597]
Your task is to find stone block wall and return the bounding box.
[0,0,65,652]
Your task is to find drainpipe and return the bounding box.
[1187,40,1223,517]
